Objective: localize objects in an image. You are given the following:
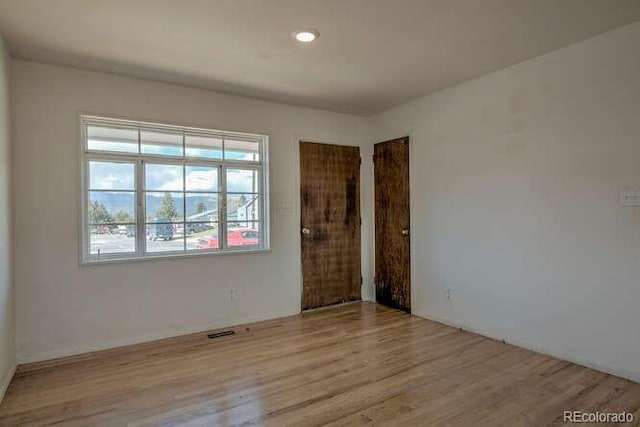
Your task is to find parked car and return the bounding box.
[147,218,174,241]
[187,222,214,234]
[196,228,259,249]
[92,225,112,234]
[175,223,213,235]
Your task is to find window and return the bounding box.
[80,115,269,263]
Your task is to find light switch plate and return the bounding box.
[620,185,640,206]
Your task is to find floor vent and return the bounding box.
[207,330,235,339]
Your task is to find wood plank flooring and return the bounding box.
[0,302,639,426]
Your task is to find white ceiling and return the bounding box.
[1,0,639,116]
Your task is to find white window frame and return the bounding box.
[80,114,270,264]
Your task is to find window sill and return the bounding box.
[80,247,271,266]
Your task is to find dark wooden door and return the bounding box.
[300,141,361,310]
[374,137,410,312]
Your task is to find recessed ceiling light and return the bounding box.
[293,29,319,43]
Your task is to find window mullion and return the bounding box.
[220,164,227,250]
[83,156,90,260]
[182,132,187,252]
[137,128,145,256]
[221,134,226,251]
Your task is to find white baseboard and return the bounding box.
[19,309,299,364]
[412,310,640,384]
[0,362,17,403]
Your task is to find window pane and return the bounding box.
[89,227,136,255]
[145,192,184,221]
[87,126,138,154]
[194,223,220,251]
[186,134,223,159]
[141,130,183,156]
[227,194,260,225]
[225,138,260,161]
[146,223,184,253]
[185,166,218,191]
[145,163,183,191]
[227,222,261,248]
[226,168,260,193]
[89,191,135,224]
[89,161,135,190]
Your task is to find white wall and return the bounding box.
[372,21,640,382]
[11,60,374,363]
[0,35,16,398]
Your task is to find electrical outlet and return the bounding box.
[446,289,453,301]
[620,185,640,206]
[229,287,237,301]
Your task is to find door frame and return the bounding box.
[373,135,414,313]
[293,135,366,311]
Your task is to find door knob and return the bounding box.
[401,228,409,236]
[302,227,311,235]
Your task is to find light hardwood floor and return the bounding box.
[0,302,639,426]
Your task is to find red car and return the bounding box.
[197,228,259,249]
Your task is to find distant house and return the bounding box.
[228,195,259,227]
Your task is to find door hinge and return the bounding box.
[360,276,363,285]
[359,157,362,165]
[359,217,362,226]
